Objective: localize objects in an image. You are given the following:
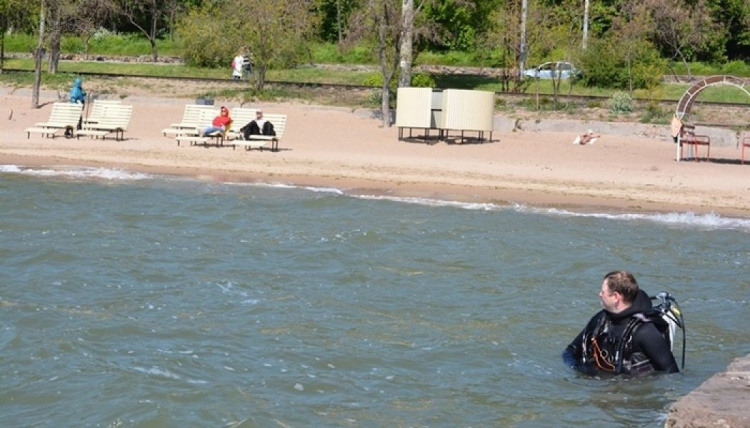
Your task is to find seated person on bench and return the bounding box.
[201,106,232,137]
[241,109,275,139]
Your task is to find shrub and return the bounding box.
[362,73,385,87]
[608,91,634,114]
[410,73,435,88]
[639,102,668,123]
[61,38,84,55]
[578,40,628,89]
[630,48,666,90]
[177,7,234,68]
[579,38,665,90]
[721,60,750,76]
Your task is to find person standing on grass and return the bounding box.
[231,52,245,80]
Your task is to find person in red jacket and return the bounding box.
[201,106,232,136]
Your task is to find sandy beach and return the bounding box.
[2,86,749,218]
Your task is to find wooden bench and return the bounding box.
[161,104,217,137]
[229,114,286,152]
[25,102,83,138]
[76,104,133,141]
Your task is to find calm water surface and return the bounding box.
[1,165,748,427]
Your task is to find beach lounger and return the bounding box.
[161,104,217,137]
[25,102,83,138]
[174,108,224,147]
[229,113,286,152]
[76,104,133,141]
[224,107,258,141]
[82,99,122,129]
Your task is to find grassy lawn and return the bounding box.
[2,56,749,122]
[5,56,749,105]
[1,58,376,86]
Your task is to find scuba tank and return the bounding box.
[651,291,686,370]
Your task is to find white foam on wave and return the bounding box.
[518,205,750,232]
[8,165,745,231]
[355,194,503,211]
[225,180,344,195]
[0,164,153,181]
[273,184,750,232]
[0,165,22,173]
[132,365,207,384]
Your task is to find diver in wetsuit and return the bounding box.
[562,270,679,376]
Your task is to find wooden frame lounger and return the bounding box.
[229,113,286,152]
[161,104,217,137]
[76,104,133,141]
[25,102,83,138]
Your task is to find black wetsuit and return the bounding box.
[562,290,679,375]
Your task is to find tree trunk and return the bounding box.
[48,27,60,74]
[1,32,5,74]
[519,0,528,81]
[583,0,589,49]
[255,65,267,91]
[32,0,45,109]
[381,80,391,127]
[337,0,343,45]
[552,74,560,109]
[376,9,395,128]
[150,39,158,62]
[679,52,691,79]
[33,48,43,108]
[83,34,92,59]
[398,0,414,88]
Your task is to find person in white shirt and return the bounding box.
[231,53,245,80]
[241,110,275,139]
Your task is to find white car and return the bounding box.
[522,61,578,79]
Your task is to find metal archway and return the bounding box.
[674,75,750,161]
[675,75,750,119]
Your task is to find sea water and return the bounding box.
[1,165,748,427]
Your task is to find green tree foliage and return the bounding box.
[117,0,177,61]
[420,0,503,52]
[579,36,665,90]
[175,5,229,68]
[705,0,750,61]
[0,0,32,71]
[316,0,358,44]
[643,0,721,75]
[177,0,318,90]
[346,0,404,126]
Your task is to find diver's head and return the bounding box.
[600,270,639,313]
